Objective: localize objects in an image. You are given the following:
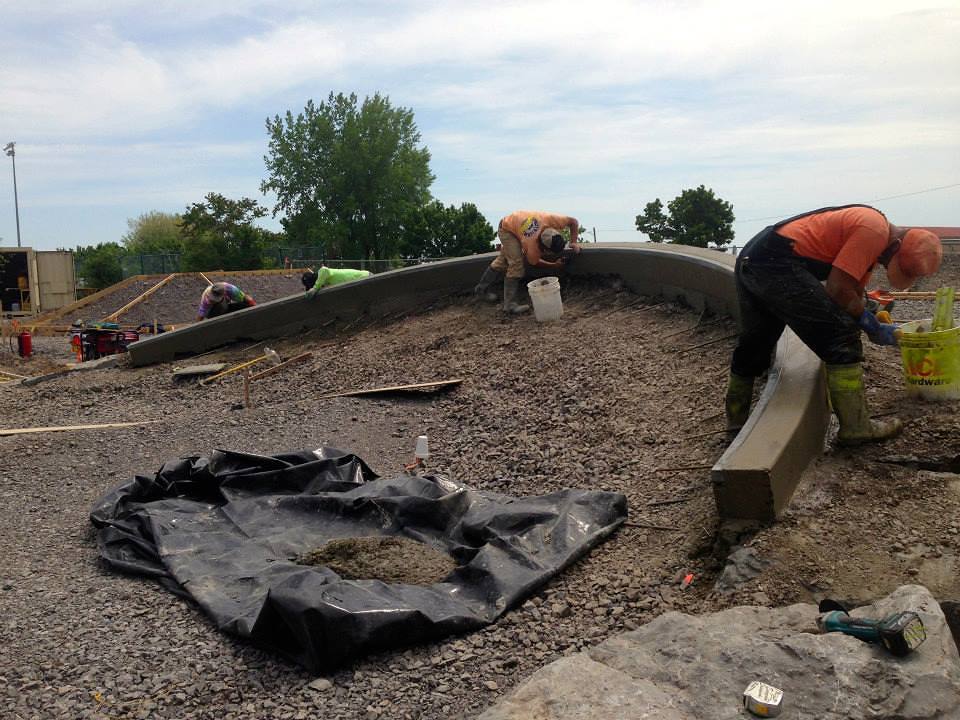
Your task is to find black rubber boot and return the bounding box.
[826,363,902,445]
[725,372,755,432]
[473,267,503,303]
[503,278,530,314]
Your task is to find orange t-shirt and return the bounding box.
[776,207,889,284]
[499,210,576,266]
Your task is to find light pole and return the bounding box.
[3,141,21,248]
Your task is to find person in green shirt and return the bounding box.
[301,266,372,298]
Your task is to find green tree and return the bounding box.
[635,186,735,248]
[179,193,276,271]
[262,92,434,260]
[74,242,125,289]
[121,211,184,255]
[400,201,494,258]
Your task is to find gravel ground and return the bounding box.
[44,272,307,328]
[1,259,959,719]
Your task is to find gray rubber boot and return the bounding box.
[826,363,903,445]
[503,278,530,314]
[473,266,502,303]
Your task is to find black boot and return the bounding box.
[725,373,755,432]
[473,266,502,303]
[503,278,530,314]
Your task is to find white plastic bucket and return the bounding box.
[527,277,563,322]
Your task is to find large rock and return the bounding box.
[478,585,960,719]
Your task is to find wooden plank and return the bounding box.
[172,363,228,378]
[317,378,464,400]
[0,420,158,437]
[248,352,313,382]
[105,273,177,321]
[28,274,145,325]
[199,355,272,385]
[0,369,30,380]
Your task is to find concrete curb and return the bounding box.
[125,244,829,519]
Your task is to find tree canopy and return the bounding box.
[179,193,278,271]
[400,201,494,259]
[121,211,184,256]
[74,242,125,289]
[635,185,735,248]
[262,92,434,260]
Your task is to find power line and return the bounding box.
[735,182,960,224]
[571,181,960,236]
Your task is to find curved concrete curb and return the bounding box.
[711,331,828,520]
[125,244,828,520]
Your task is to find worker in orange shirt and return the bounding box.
[725,204,941,445]
[474,210,581,314]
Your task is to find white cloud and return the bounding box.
[1,0,958,249]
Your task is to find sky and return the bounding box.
[0,0,958,253]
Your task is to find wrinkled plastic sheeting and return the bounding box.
[90,447,627,671]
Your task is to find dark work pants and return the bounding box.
[730,229,862,377]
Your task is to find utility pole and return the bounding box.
[592,227,597,243]
[3,142,21,248]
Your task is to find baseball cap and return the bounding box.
[539,228,566,253]
[885,229,942,290]
[301,271,318,290]
[208,283,225,300]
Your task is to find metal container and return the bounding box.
[743,681,783,717]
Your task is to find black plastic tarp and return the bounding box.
[90,447,627,671]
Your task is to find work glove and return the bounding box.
[305,288,318,299]
[858,309,900,347]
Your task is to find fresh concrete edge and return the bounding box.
[712,331,829,520]
[125,243,829,520]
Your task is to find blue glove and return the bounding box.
[858,310,899,346]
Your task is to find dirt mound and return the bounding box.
[297,536,457,585]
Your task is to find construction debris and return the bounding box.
[172,363,229,378]
[316,378,464,400]
[248,352,313,382]
[0,420,158,437]
[199,354,274,386]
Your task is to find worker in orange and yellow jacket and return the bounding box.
[474,210,581,314]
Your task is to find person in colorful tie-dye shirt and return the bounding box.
[196,282,256,321]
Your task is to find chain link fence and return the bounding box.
[120,254,182,278]
[111,249,456,279]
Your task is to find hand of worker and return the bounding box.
[305,288,318,300]
[858,309,899,346]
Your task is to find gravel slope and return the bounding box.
[1,258,959,719]
[1,277,737,719]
